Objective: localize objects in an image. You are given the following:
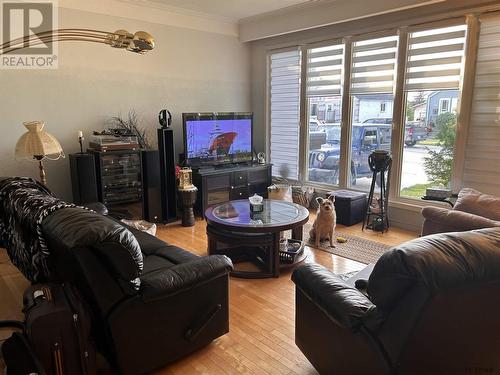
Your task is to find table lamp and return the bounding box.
[15,121,65,185]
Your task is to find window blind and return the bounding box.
[307,44,344,97]
[405,25,467,91]
[269,49,301,179]
[351,36,398,94]
[463,14,500,195]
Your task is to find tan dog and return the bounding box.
[310,195,337,248]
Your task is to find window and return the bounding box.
[269,49,301,179]
[306,43,345,186]
[266,19,471,200]
[400,24,466,198]
[439,98,451,113]
[349,35,398,189]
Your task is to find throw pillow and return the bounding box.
[454,188,500,221]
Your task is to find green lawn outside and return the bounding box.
[400,183,433,198]
[418,138,440,146]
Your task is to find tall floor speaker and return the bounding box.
[141,150,163,223]
[157,128,177,222]
[69,153,99,204]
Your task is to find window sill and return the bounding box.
[306,181,452,213]
[390,196,452,211]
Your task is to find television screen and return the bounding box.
[183,113,253,166]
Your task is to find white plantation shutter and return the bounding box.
[269,49,301,179]
[307,44,344,97]
[351,36,398,94]
[405,25,467,91]
[463,14,500,195]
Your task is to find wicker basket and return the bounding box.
[268,177,292,201]
[291,185,315,208]
[279,239,305,264]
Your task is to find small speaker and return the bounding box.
[141,150,163,223]
[69,153,99,204]
[158,128,177,222]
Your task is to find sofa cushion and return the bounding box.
[367,227,500,310]
[42,208,143,289]
[454,188,500,221]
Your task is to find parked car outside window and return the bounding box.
[309,124,391,185]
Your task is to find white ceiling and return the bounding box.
[146,0,319,21]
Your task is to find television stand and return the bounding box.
[193,163,272,214]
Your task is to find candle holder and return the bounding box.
[78,131,84,153]
[178,167,194,190]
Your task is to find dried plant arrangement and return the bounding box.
[108,110,152,150]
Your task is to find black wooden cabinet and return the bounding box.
[70,149,177,222]
[193,164,272,213]
[90,149,144,219]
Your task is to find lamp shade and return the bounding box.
[15,121,64,160]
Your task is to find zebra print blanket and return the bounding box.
[0,177,75,282]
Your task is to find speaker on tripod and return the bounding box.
[363,150,392,232]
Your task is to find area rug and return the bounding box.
[287,223,392,265]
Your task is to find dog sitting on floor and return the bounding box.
[309,195,337,248]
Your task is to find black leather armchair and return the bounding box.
[292,228,500,375]
[41,207,233,375]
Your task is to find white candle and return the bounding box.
[78,131,83,138]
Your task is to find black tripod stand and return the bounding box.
[363,150,392,232]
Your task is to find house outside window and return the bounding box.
[426,91,459,125]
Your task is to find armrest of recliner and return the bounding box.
[292,263,375,331]
[140,255,233,302]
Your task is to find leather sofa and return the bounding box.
[422,188,500,236]
[292,227,500,375]
[41,207,233,375]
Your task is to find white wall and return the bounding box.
[0,7,251,200]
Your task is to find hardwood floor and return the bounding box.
[0,217,416,374]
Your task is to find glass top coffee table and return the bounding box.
[205,200,309,278]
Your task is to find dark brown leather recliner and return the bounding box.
[41,207,233,375]
[292,227,500,375]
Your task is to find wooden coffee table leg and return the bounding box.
[272,232,280,278]
[292,225,304,241]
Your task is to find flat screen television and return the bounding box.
[183,112,253,166]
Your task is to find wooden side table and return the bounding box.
[421,194,458,208]
[178,186,198,227]
[204,199,309,278]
